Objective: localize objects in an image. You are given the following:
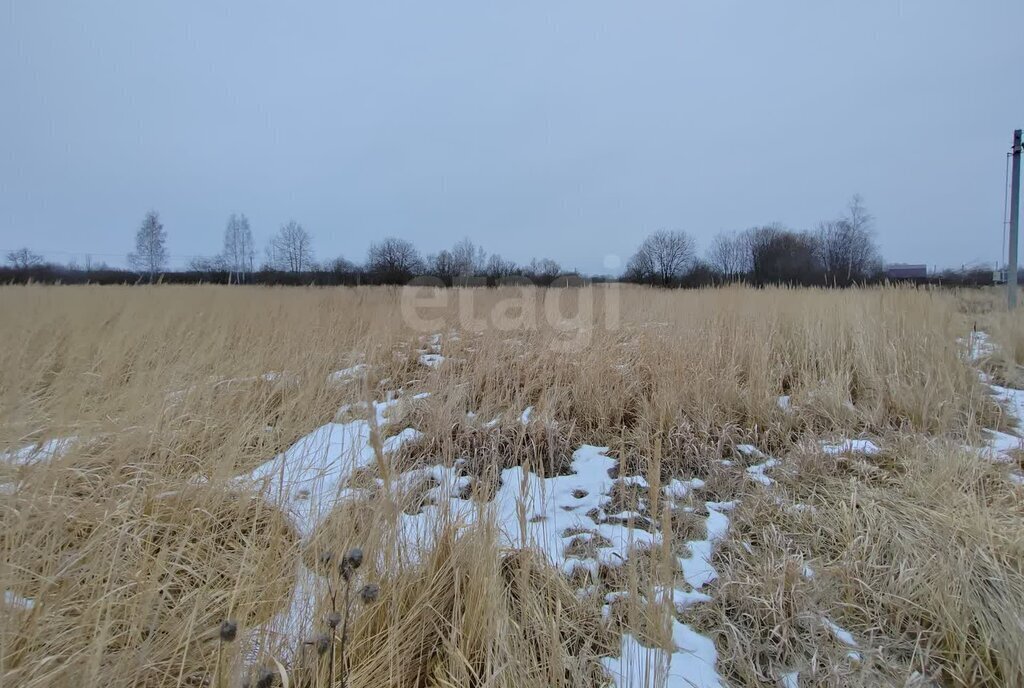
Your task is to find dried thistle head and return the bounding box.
[326,611,342,629]
[315,633,331,656]
[359,583,380,604]
[219,619,238,642]
[346,547,364,570]
[255,667,275,688]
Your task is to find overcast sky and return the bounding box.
[2,1,1022,273]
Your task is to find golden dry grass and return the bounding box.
[0,284,1021,687]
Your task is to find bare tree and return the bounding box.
[426,239,488,285]
[328,256,356,273]
[128,210,168,281]
[744,224,821,285]
[6,247,45,269]
[816,195,880,284]
[486,253,518,281]
[427,249,458,283]
[847,194,873,235]
[707,231,751,279]
[366,237,424,282]
[451,238,487,277]
[625,230,695,285]
[526,257,562,283]
[266,221,314,273]
[222,213,255,282]
[624,247,656,283]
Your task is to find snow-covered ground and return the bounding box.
[232,334,906,686]
[243,402,730,685]
[967,330,1024,482]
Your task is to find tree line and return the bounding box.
[626,196,887,287]
[0,195,999,287]
[3,212,573,287]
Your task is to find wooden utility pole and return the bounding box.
[1009,129,1021,309]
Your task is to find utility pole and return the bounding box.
[1009,129,1021,309]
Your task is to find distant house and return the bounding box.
[886,263,928,280]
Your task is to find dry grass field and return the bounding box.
[1,284,1023,688]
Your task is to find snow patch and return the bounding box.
[821,617,861,661]
[484,445,659,575]
[973,361,1024,476]
[965,330,994,362]
[779,670,800,688]
[656,585,712,611]
[1,437,76,466]
[664,477,704,501]
[378,443,731,681]
[821,617,858,648]
[981,430,1022,462]
[245,415,421,540]
[418,333,446,368]
[821,439,880,456]
[3,590,34,611]
[677,504,731,589]
[242,395,427,644]
[418,353,445,368]
[259,371,297,385]
[746,457,780,486]
[602,620,724,688]
[327,364,369,384]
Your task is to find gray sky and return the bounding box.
[2,1,1022,274]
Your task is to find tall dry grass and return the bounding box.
[0,284,1020,687]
